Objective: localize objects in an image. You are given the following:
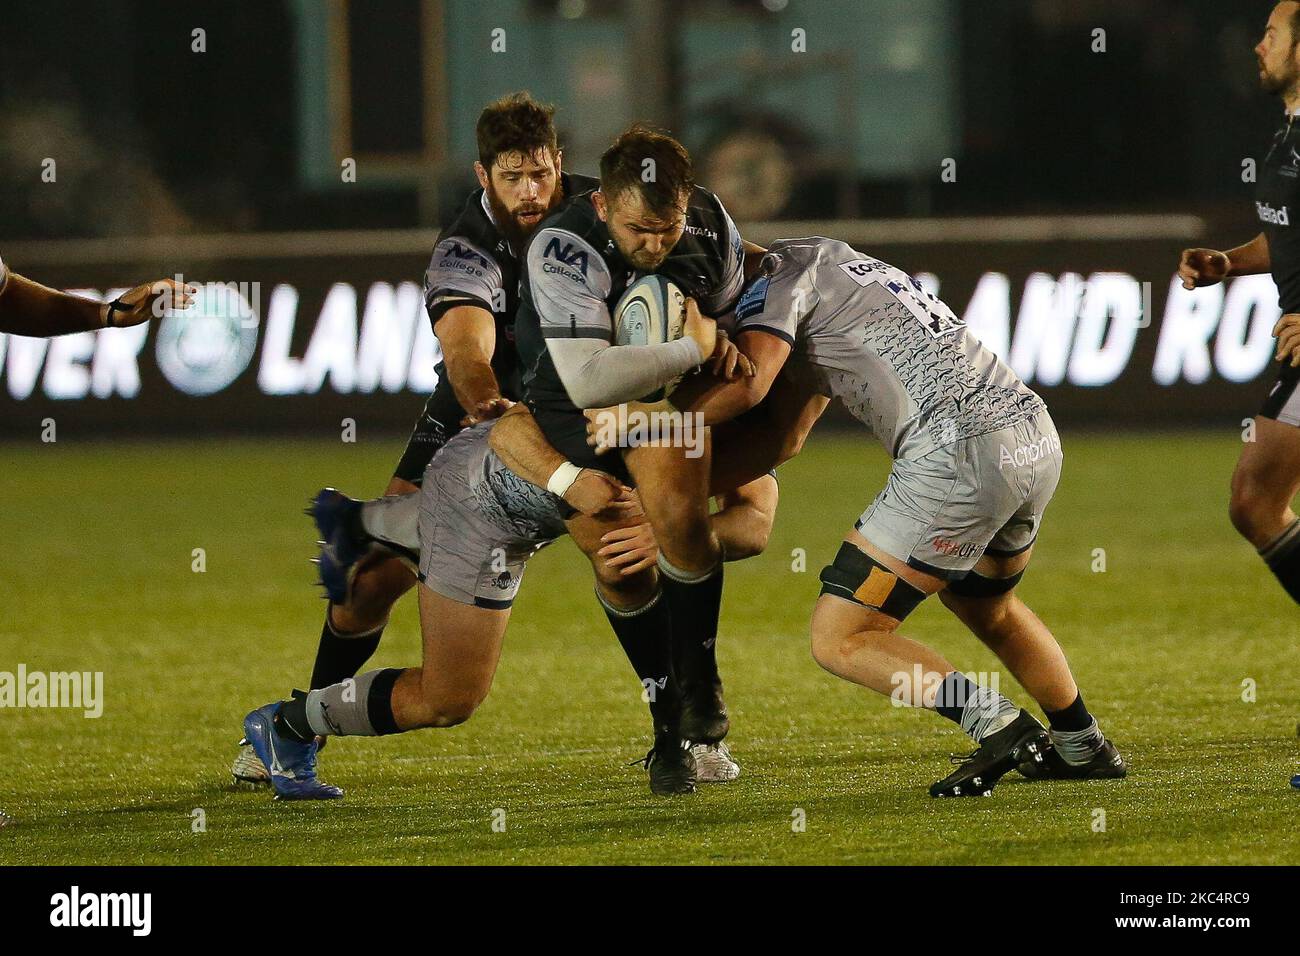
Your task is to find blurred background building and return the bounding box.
[0,0,1287,436]
[0,0,1271,237]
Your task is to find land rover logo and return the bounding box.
[155,282,259,396]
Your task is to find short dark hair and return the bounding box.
[1278,0,1300,45]
[599,123,694,216]
[476,92,558,170]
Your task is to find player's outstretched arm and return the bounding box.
[435,304,512,424]
[488,404,636,517]
[0,272,194,337]
[671,329,789,425]
[1179,233,1270,289]
[582,329,786,456]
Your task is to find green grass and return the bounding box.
[1,430,1297,865]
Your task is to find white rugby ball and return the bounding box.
[613,275,687,397]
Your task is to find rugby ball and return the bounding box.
[613,275,687,398]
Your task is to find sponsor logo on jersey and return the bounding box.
[684,223,718,241]
[1257,201,1291,226]
[931,536,985,559]
[490,570,513,590]
[435,242,491,279]
[542,236,590,278]
[997,431,1062,470]
[446,242,490,268]
[735,275,771,322]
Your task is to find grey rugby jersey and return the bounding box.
[733,237,1046,461]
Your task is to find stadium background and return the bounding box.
[2,0,1298,867]
[0,0,1286,435]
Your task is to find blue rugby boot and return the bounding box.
[242,702,342,800]
[307,488,369,604]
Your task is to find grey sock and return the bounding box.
[360,493,421,552]
[959,686,1020,742]
[304,669,392,737]
[1050,718,1105,765]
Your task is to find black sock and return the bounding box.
[600,589,681,734]
[934,672,976,724]
[1260,519,1300,604]
[658,560,724,694]
[310,610,384,689]
[1045,692,1093,732]
[273,690,314,743]
[365,667,404,736]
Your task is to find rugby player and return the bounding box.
[587,239,1128,796]
[511,124,765,780]
[0,257,193,335]
[1179,2,1300,608]
[231,92,593,784]
[1177,1,1300,790]
[242,420,633,799]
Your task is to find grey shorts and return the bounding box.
[417,421,567,609]
[856,409,1063,581]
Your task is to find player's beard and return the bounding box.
[486,183,561,253]
[1259,57,1300,97]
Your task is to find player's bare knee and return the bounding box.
[940,589,1014,636]
[808,623,844,673]
[809,616,887,675]
[408,690,485,728]
[596,566,657,609]
[423,700,479,728]
[1227,478,1282,546]
[342,556,414,623]
[729,516,774,560]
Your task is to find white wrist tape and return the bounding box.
[546,461,583,498]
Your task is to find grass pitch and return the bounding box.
[1,429,1297,865]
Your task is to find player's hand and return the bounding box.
[597,521,660,576]
[709,329,755,380]
[102,278,197,328]
[562,469,637,518]
[584,401,650,455]
[1274,313,1300,366]
[683,297,717,361]
[459,396,514,427]
[1178,249,1231,290]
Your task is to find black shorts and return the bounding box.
[392,386,466,486]
[1258,361,1300,428]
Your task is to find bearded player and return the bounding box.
[1177,1,1300,790]
[231,91,595,784]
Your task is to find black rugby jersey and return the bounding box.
[1258,112,1300,314]
[422,171,599,406]
[514,186,746,473]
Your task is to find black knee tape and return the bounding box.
[366,667,404,736]
[946,569,1024,598]
[818,543,927,620]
